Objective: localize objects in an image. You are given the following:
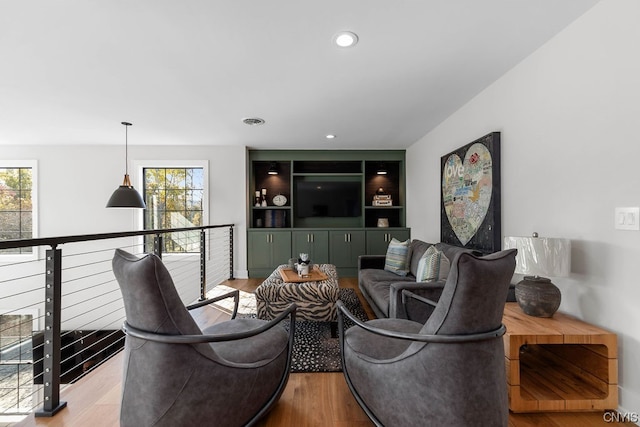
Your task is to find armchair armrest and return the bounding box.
[123,302,297,344]
[186,289,240,319]
[336,300,505,344]
[358,255,386,270]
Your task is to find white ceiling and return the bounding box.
[0,0,599,149]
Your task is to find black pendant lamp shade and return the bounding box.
[106,122,146,208]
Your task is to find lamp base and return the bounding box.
[515,276,561,318]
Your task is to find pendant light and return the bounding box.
[106,122,146,208]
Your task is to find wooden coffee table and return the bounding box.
[502,302,618,412]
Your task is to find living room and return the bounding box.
[1,0,639,424]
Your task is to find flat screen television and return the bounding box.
[295,181,361,218]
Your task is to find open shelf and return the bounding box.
[502,303,618,413]
[519,344,610,401]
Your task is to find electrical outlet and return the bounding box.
[615,207,640,230]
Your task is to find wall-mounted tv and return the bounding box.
[295,181,361,218]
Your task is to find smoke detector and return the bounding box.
[242,117,266,126]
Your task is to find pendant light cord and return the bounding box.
[122,121,132,176]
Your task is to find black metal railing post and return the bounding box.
[228,225,235,280]
[153,234,163,259]
[35,247,67,417]
[199,229,206,300]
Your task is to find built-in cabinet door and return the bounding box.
[248,230,292,271]
[292,230,329,264]
[329,230,366,269]
[365,228,411,255]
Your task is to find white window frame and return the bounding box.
[133,160,209,259]
[0,160,38,262]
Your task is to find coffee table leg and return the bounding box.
[330,321,338,338]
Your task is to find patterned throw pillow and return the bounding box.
[384,238,410,276]
[415,245,450,282]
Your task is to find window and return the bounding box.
[0,161,37,259]
[141,165,207,254]
[0,311,36,414]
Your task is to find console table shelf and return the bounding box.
[502,303,618,412]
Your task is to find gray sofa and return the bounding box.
[358,239,517,322]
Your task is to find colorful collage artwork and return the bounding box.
[440,133,501,253]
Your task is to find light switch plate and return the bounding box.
[615,207,640,230]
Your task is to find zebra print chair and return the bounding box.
[112,249,296,427]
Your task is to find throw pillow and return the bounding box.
[415,245,450,282]
[384,238,410,276]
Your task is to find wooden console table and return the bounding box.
[502,302,618,412]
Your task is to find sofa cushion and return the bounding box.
[407,240,434,277]
[415,245,450,282]
[384,238,410,276]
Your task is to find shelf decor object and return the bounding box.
[503,233,571,317]
[106,122,146,209]
[372,187,392,206]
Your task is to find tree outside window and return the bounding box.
[143,168,204,254]
[0,167,33,255]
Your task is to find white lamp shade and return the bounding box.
[503,236,571,277]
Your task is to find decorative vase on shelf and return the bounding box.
[377,218,389,228]
[261,188,267,207]
[254,190,261,207]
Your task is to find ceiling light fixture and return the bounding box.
[333,31,359,48]
[325,134,336,140]
[376,163,388,175]
[267,162,279,175]
[106,122,146,209]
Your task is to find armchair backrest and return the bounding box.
[421,249,517,336]
[112,249,202,336]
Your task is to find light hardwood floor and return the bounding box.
[12,278,634,427]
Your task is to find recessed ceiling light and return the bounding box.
[333,31,358,48]
[242,117,265,126]
[326,134,336,140]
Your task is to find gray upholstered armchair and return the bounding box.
[112,249,296,427]
[337,249,517,427]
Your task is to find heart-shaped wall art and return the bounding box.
[441,142,493,246]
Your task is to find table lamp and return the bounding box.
[503,233,571,317]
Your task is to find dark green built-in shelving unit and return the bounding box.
[247,150,410,277]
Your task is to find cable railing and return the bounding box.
[0,224,234,418]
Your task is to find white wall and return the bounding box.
[1,144,248,276]
[406,0,640,412]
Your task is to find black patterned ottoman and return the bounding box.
[255,264,340,323]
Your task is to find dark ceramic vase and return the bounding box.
[515,276,561,317]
